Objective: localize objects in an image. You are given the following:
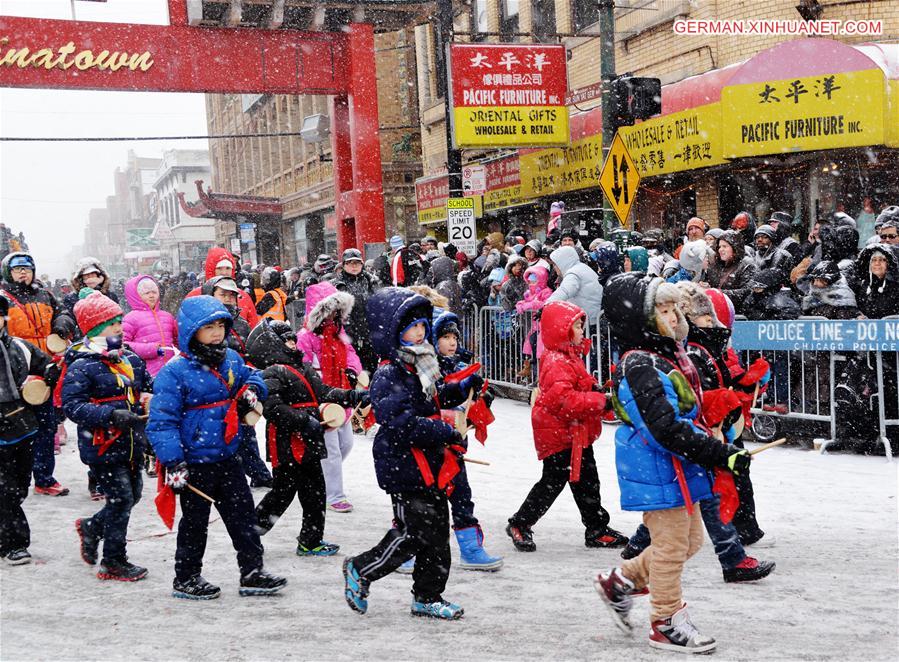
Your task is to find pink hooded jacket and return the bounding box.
[296,282,363,418]
[122,275,178,376]
[515,265,551,357]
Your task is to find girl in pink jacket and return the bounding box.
[122,275,177,376]
[516,265,552,365]
[296,282,362,513]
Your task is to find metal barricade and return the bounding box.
[476,305,535,393]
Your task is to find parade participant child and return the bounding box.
[620,283,775,584]
[343,287,473,620]
[296,282,362,513]
[247,320,368,555]
[202,276,273,488]
[506,300,628,553]
[147,296,286,600]
[64,289,152,581]
[0,296,56,565]
[595,272,752,654]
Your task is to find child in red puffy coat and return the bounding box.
[506,300,628,552]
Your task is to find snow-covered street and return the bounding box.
[1,398,896,661]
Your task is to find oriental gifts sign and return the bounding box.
[448,43,569,149]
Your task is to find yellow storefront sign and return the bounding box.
[483,185,524,212]
[722,69,885,159]
[887,79,899,148]
[453,106,569,149]
[519,135,603,200]
[618,104,725,177]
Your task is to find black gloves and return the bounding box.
[481,388,495,409]
[110,409,144,430]
[51,315,76,340]
[345,369,358,389]
[725,449,752,475]
[460,374,484,397]
[347,390,371,410]
[297,412,326,459]
[165,462,189,492]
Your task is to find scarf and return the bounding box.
[396,342,442,397]
[320,320,349,389]
[189,338,227,367]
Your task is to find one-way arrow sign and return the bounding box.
[599,132,640,227]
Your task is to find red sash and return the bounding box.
[91,395,126,456]
[267,364,319,467]
[186,367,247,445]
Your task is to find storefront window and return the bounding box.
[501,1,520,41]
[573,0,600,33]
[719,164,808,236]
[532,0,557,41]
[472,0,488,42]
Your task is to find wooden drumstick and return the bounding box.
[463,457,490,466]
[748,437,787,455]
[186,483,216,503]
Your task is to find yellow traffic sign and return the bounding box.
[599,132,640,227]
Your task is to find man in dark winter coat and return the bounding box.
[246,320,366,556]
[768,212,803,264]
[752,225,793,287]
[426,251,462,315]
[704,231,756,314]
[333,248,379,373]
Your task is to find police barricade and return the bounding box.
[476,306,536,393]
[731,317,899,460]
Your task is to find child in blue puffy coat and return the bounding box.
[148,296,286,601]
[594,273,751,655]
[342,287,475,620]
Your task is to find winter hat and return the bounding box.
[754,224,777,241]
[215,257,233,271]
[768,211,793,226]
[74,288,123,337]
[679,240,709,273]
[444,243,458,258]
[487,232,505,251]
[676,282,719,325]
[8,254,35,271]
[706,228,725,240]
[389,235,404,250]
[686,217,707,235]
[438,321,460,339]
[705,289,735,329]
[426,249,441,262]
[455,251,469,269]
[488,267,505,284]
[625,246,649,272]
[648,280,688,341]
[807,260,841,286]
[342,248,363,263]
[731,212,751,231]
[550,201,565,217]
[875,205,899,229]
[136,277,158,295]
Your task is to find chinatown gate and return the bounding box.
[0,0,414,253]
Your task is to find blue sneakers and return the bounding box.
[411,599,464,620]
[296,541,340,557]
[343,558,369,614]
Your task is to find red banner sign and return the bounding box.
[0,15,346,94]
[449,43,569,149]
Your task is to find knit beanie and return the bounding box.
[686,217,706,235]
[705,289,735,329]
[74,288,123,337]
[389,235,404,250]
[679,240,710,273]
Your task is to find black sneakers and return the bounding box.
[239,568,287,596]
[505,522,536,552]
[75,518,99,565]
[97,558,148,582]
[4,548,32,565]
[585,528,629,549]
[172,575,222,600]
[723,557,776,583]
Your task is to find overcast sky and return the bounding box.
[0,0,209,279]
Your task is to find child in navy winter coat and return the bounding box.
[246,320,367,556]
[342,287,474,620]
[63,289,151,582]
[0,296,56,566]
[147,296,286,600]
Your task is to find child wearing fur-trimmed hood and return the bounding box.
[296,281,363,514]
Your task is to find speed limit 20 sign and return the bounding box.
[446,198,477,257]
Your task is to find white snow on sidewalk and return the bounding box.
[1,398,896,661]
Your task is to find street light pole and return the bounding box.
[599,0,618,236]
[436,0,462,202]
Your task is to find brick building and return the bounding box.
[414,0,899,243]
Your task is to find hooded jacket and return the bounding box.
[122,275,178,376]
[704,230,757,311]
[603,273,731,512]
[1,252,75,352]
[516,265,552,358]
[246,320,358,467]
[800,262,860,319]
[854,245,899,319]
[426,255,462,314]
[147,296,266,466]
[60,339,151,466]
[548,245,604,322]
[366,287,464,494]
[531,301,604,462]
[500,255,528,312]
[184,247,259,327]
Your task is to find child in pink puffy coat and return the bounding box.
[122,275,177,377]
[515,265,552,382]
[296,282,363,514]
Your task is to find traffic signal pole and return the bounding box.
[599,0,618,236]
[437,0,463,203]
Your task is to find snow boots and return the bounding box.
[173,575,222,600]
[97,558,148,582]
[75,518,99,565]
[411,599,464,620]
[595,567,638,633]
[239,568,287,596]
[723,556,776,583]
[455,526,503,571]
[505,522,536,552]
[649,604,716,654]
